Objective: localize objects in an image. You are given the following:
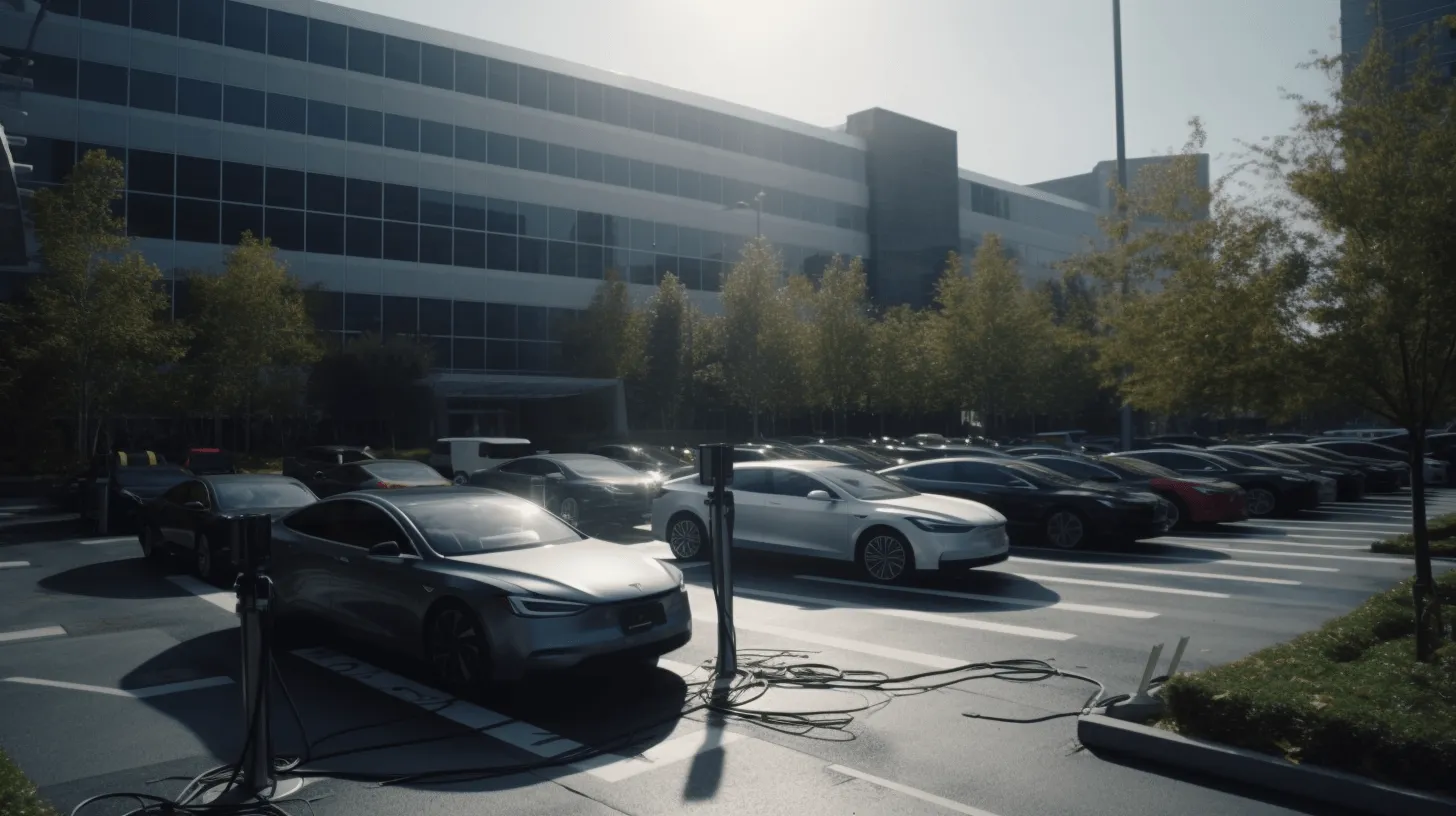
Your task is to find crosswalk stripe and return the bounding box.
[1013,547,1337,573]
[729,587,1077,641]
[790,575,1158,619]
[1008,557,1301,585]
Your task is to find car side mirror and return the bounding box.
[806,489,834,501]
[369,541,402,558]
[183,501,206,510]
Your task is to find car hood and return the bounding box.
[867,493,1006,525]
[1051,486,1163,504]
[441,539,680,603]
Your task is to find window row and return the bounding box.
[50,0,866,182]
[10,49,866,232]
[15,138,847,282]
[960,180,1012,221]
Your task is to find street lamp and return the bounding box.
[1112,0,1133,453]
[727,190,766,238]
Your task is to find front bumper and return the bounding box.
[913,524,1010,572]
[490,586,692,680]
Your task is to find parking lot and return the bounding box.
[1,488,1453,816]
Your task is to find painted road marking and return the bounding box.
[1009,557,1301,586]
[690,605,964,670]
[1240,519,1408,530]
[1202,531,1378,542]
[167,575,235,612]
[2,676,233,698]
[1012,547,1337,573]
[792,575,1158,619]
[729,587,1076,641]
[293,646,735,782]
[0,561,30,570]
[1003,572,1231,599]
[830,764,1004,816]
[0,626,67,643]
[1162,536,1367,549]
[1169,545,1406,564]
[80,536,135,545]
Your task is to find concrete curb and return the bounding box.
[1077,714,1456,816]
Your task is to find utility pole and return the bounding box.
[1113,0,1133,452]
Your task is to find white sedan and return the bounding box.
[651,460,1009,583]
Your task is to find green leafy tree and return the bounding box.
[307,333,434,448]
[1254,18,1456,659]
[16,150,185,455]
[640,272,692,429]
[868,305,942,433]
[562,270,641,380]
[806,256,871,435]
[184,233,321,451]
[721,238,792,437]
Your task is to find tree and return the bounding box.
[184,233,321,450]
[806,255,871,435]
[307,333,434,448]
[16,150,185,455]
[721,238,793,437]
[640,272,692,429]
[868,305,942,432]
[1254,19,1456,659]
[562,270,641,380]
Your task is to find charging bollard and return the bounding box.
[698,444,736,697]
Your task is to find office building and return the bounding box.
[0,0,1188,437]
[1341,0,1456,77]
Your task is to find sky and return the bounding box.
[332,0,1341,187]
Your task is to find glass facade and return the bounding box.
[41,0,867,183]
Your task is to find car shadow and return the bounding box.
[37,556,193,600]
[1011,538,1237,565]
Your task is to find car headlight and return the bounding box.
[507,596,590,617]
[905,516,974,533]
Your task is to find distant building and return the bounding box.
[1341,0,1456,78]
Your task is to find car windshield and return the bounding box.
[819,467,917,500]
[565,457,641,478]
[365,461,447,482]
[1003,461,1084,487]
[1098,457,1180,479]
[407,494,583,554]
[214,481,315,510]
[115,467,192,488]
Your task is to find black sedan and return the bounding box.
[880,458,1171,549]
[137,475,317,585]
[1210,445,1366,502]
[1274,445,1404,493]
[306,459,452,498]
[468,453,657,527]
[588,444,695,480]
[1110,449,1324,517]
[106,465,195,533]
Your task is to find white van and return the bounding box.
[430,437,536,483]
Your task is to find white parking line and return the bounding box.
[2,676,233,698]
[1242,519,1408,530]
[791,575,1158,619]
[1169,545,1407,564]
[80,536,134,545]
[830,764,1004,816]
[1004,572,1231,599]
[1198,532,1377,543]
[730,587,1076,641]
[1155,536,1364,550]
[1008,557,1301,586]
[690,606,965,669]
[0,561,30,570]
[1012,547,1337,573]
[0,626,67,643]
[166,575,235,612]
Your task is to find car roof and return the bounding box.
[345,485,509,507]
[735,459,838,472]
[439,437,531,443]
[198,474,301,484]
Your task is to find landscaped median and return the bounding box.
[0,747,56,816]
[1371,512,1456,558]
[1080,571,1456,814]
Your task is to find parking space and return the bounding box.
[5,488,1450,816]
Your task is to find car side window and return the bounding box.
[730,468,772,493]
[731,448,764,463]
[498,458,537,475]
[185,482,211,507]
[1035,458,1112,481]
[333,501,413,551]
[904,461,957,481]
[161,482,192,504]
[771,470,833,498]
[282,502,342,539]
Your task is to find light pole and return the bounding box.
[1113,0,1133,452]
[729,190,765,238]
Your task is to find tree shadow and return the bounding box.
[38,557,191,600]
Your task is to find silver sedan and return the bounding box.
[651,460,1009,583]
[271,487,690,691]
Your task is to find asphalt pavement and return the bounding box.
[1,488,1453,816]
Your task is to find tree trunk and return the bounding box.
[244,394,253,453]
[1409,426,1442,661]
[751,398,760,439]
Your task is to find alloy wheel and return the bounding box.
[1046,511,1085,549]
[1246,488,1277,517]
[195,535,213,582]
[559,497,580,525]
[452,472,468,485]
[862,534,908,582]
[1165,501,1182,529]
[668,518,703,559]
[428,606,489,692]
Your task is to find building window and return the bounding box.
[80,0,129,26]
[485,132,517,168]
[548,144,575,178]
[307,172,345,213]
[653,164,677,196]
[547,207,574,241]
[127,149,174,194]
[177,156,220,200]
[382,221,418,262]
[130,69,176,113]
[486,340,515,371]
[309,19,347,69]
[420,120,453,157]
[603,86,630,128]
[603,154,630,187]
[455,126,487,163]
[384,114,419,152]
[267,93,307,134]
[178,77,222,119]
[223,86,265,128]
[516,237,544,275]
[420,225,452,265]
[132,0,179,36]
[306,99,346,140]
[264,207,305,251]
[383,184,417,223]
[576,244,604,279]
[575,150,603,183]
[79,61,128,105]
[421,43,455,90]
[306,212,344,255]
[454,194,486,231]
[345,178,381,218]
[222,202,263,244]
[25,53,77,97]
[221,161,263,203]
[654,101,677,138]
[453,339,485,370]
[517,139,548,173]
[485,304,514,338]
[486,233,517,271]
[267,9,308,61]
[486,199,517,234]
[629,160,653,192]
[224,1,267,53]
[382,295,418,336]
[176,199,220,243]
[384,35,420,83]
[346,107,383,145]
[517,65,548,109]
[547,72,574,115]
[419,189,452,226]
[265,167,305,209]
[517,203,548,239]
[126,193,173,239]
[419,297,451,334]
[344,293,381,333]
[306,290,344,332]
[345,217,382,258]
[453,301,485,337]
[548,242,575,277]
[453,51,486,96]
[347,27,384,76]
[179,0,223,45]
[629,92,654,133]
[576,80,603,121]
[576,211,604,245]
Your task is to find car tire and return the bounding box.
[1044,508,1087,550]
[857,528,914,583]
[1165,496,1189,530]
[666,513,709,561]
[425,601,493,695]
[452,472,468,485]
[1245,485,1279,517]
[140,526,166,564]
[195,533,225,587]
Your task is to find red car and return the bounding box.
[1021,454,1247,529]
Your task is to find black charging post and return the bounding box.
[698,444,737,696]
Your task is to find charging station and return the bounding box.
[697,444,738,697]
